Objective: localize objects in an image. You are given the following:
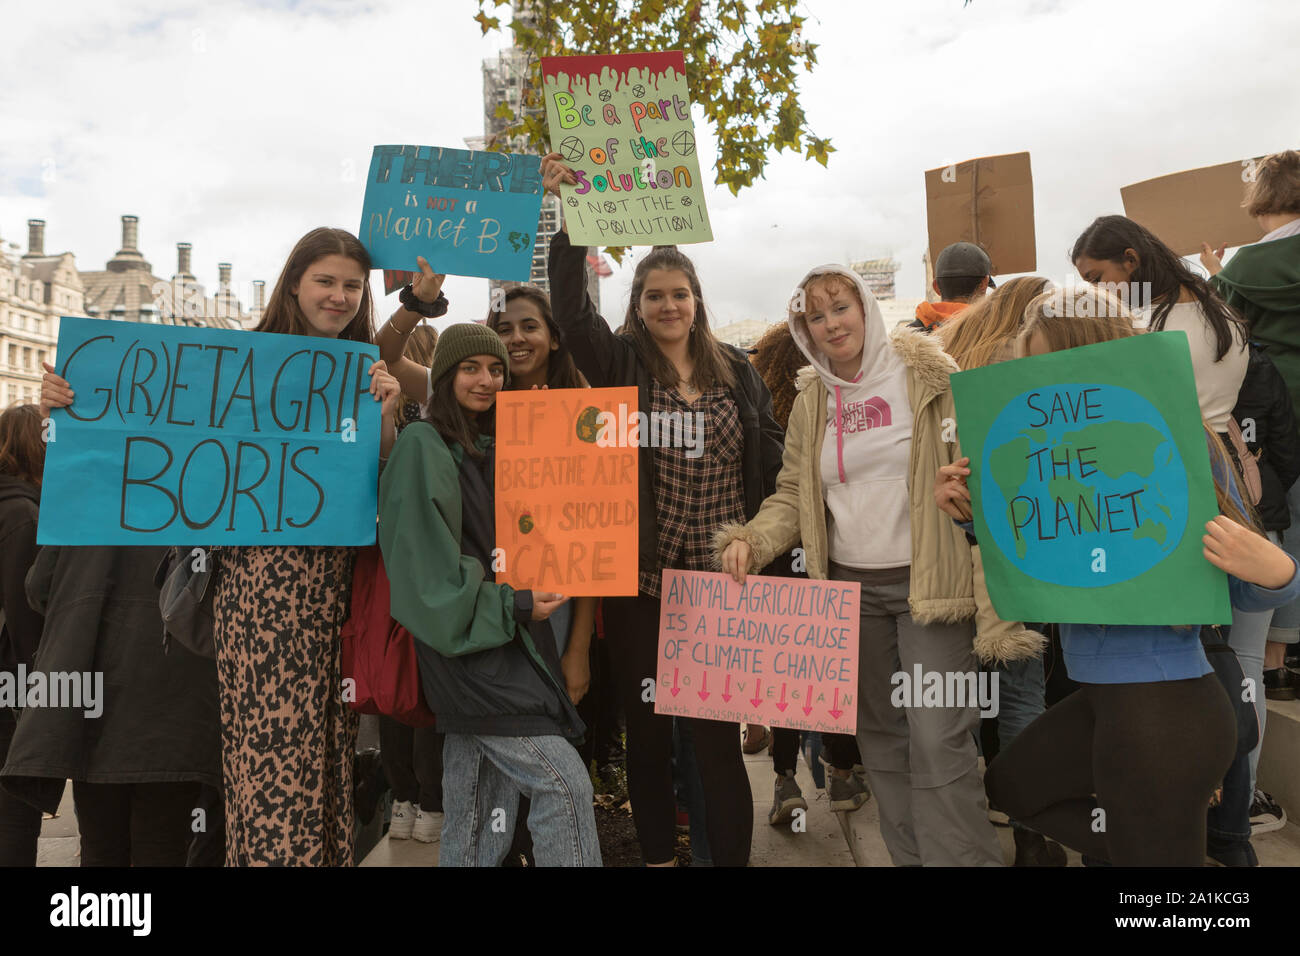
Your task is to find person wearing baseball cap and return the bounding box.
[910,242,995,332]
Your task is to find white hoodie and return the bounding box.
[788,265,913,570]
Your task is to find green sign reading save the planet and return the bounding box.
[951,332,1230,625]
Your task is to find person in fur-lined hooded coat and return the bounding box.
[716,264,1040,866]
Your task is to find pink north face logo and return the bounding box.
[831,396,892,434]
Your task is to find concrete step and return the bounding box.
[1257,697,1300,821]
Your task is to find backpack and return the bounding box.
[1225,417,1263,506]
[156,546,218,659]
[340,544,437,728]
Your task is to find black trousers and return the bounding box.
[771,727,861,776]
[985,674,1234,866]
[377,717,444,812]
[604,595,752,866]
[0,710,42,866]
[72,780,200,867]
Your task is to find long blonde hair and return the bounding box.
[939,276,1051,370]
[1017,285,1259,532]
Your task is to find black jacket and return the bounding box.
[0,475,43,682]
[1233,345,1300,533]
[0,546,220,813]
[379,425,585,740]
[548,230,785,577]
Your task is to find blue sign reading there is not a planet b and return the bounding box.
[980,383,1188,589]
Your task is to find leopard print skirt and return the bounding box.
[213,545,359,866]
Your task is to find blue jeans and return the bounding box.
[993,653,1046,832]
[1228,531,1277,793]
[440,732,602,867]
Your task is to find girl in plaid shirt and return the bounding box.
[541,154,785,867]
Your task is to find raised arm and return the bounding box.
[542,153,636,388]
[375,256,447,400]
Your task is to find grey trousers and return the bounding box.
[832,563,1003,866]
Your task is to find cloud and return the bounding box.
[3,0,1298,333]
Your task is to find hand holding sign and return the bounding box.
[934,456,973,522]
[40,361,72,419]
[541,153,578,198]
[1202,515,1296,589]
[531,591,570,621]
[367,360,401,421]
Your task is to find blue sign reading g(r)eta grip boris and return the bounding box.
[359,144,544,281]
[38,316,381,546]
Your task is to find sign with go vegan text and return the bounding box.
[950,331,1230,625]
[542,51,712,246]
[359,144,544,281]
[38,316,380,546]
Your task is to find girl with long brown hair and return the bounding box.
[541,153,785,867]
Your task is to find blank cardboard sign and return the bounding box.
[1121,157,1279,257]
[925,152,1036,275]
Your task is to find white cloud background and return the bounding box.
[2,0,1298,331]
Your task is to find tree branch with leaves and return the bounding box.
[474,0,833,200]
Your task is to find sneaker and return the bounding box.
[1013,828,1067,866]
[768,771,807,825]
[826,771,871,813]
[1250,789,1287,834]
[1264,668,1297,700]
[388,800,415,840]
[412,808,442,843]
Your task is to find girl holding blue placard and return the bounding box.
[936,285,1300,866]
[216,228,399,866]
[42,226,402,867]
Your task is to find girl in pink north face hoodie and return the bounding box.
[720,265,1005,866]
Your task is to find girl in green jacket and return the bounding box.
[378,323,601,867]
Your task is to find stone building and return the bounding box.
[79,215,256,330]
[0,219,80,407]
[850,257,901,300]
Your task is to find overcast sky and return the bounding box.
[2,0,1297,332]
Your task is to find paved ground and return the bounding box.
[358,745,1300,867]
[34,722,1300,867]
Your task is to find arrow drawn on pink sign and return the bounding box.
[802,685,814,716]
[722,674,732,703]
[698,672,709,701]
[776,682,788,712]
[750,680,762,708]
[829,688,843,720]
[670,667,680,697]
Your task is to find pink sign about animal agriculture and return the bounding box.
[654,570,860,734]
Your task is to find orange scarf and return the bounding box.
[914,300,967,329]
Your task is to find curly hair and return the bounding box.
[750,322,808,431]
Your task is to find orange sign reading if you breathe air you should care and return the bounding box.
[495,387,640,597]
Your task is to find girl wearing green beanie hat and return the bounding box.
[378,324,602,866]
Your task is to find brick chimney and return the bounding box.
[119,215,139,254]
[218,263,232,289]
[252,280,266,310]
[175,242,194,279]
[26,220,45,257]
[107,214,150,273]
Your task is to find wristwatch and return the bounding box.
[399,284,449,318]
